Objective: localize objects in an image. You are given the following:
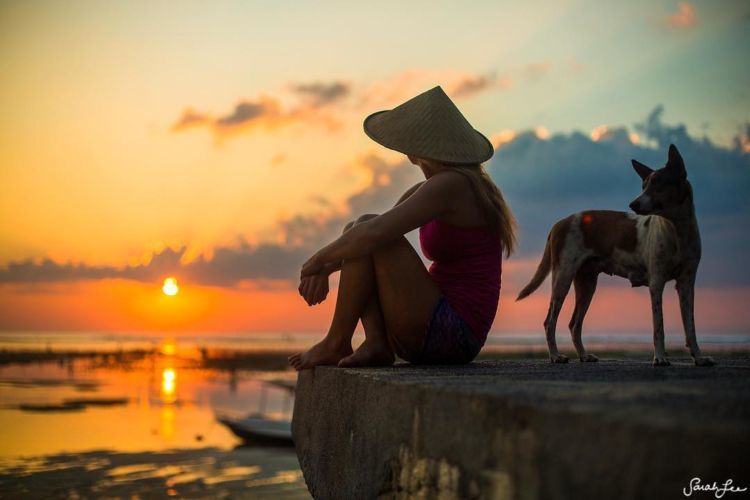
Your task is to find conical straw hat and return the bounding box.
[363,85,494,165]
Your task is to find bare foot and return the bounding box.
[288,338,352,371]
[338,338,395,368]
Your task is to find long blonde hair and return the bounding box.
[447,162,517,258]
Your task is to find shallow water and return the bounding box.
[0,350,307,498]
[2,330,748,354]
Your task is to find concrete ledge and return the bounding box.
[292,357,750,499]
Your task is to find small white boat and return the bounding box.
[216,377,296,446]
[217,413,293,446]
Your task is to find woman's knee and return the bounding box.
[343,213,379,233]
[356,213,379,223]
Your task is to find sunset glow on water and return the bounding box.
[0,340,305,496]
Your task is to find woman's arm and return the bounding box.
[317,181,426,276]
[301,172,459,276]
[298,181,431,304]
[394,181,425,206]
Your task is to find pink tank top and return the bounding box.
[419,218,502,343]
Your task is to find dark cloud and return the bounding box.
[171,84,342,137]
[290,81,350,107]
[171,108,210,131]
[450,74,511,98]
[0,247,185,285]
[215,101,270,127]
[487,106,750,286]
[171,95,283,134]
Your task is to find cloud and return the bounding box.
[665,2,697,29]
[0,155,423,287]
[0,233,306,288]
[733,123,750,153]
[171,108,209,130]
[487,106,750,287]
[450,73,513,98]
[8,107,748,290]
[215,99,278,127]
[357,68,512,109]
[490,130,517,149]
[289,81,351,107]
[172,70,514,141]
[171,92,342,138]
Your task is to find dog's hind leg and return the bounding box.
[545,269,575,363]
[649,280,670,366]
[676,274,716,367]
[569,272,599,362]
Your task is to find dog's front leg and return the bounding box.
[676,274,716,366]
[649,281,670,366]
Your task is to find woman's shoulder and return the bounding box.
[424,170,470,193]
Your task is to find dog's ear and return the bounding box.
[631,159,653,180]
[667,144,687,179]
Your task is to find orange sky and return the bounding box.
[1,262,747,336]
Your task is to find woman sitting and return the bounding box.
[288,86,516,370]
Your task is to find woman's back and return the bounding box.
[432,170,487,228]
[419,217,502,344]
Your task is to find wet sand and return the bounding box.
[0,447,309,499]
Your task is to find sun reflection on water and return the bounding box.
[161,368,177,404]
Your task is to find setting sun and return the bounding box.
[162,277,179,296]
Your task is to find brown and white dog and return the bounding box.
[516,144,715,366]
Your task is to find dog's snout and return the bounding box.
[629,201,639,213]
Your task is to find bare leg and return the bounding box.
[371,237,442,361]
[569,272,598,362]
[289,216,441,369]
[338,293,395,367]
[289,214,391,370]
[288,252,374,370]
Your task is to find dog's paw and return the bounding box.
[579,353,599,362]
[652,356,671,367]
[694,356,716,367]
[550,353,569,364]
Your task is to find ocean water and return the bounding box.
[1,330,748,354]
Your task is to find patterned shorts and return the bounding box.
[410,295,483,365]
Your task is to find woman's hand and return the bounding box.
[298,273,329,306]
[300,253,324,278]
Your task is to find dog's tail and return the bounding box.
[516,234,552,301]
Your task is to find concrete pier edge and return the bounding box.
[292,358,750,500]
